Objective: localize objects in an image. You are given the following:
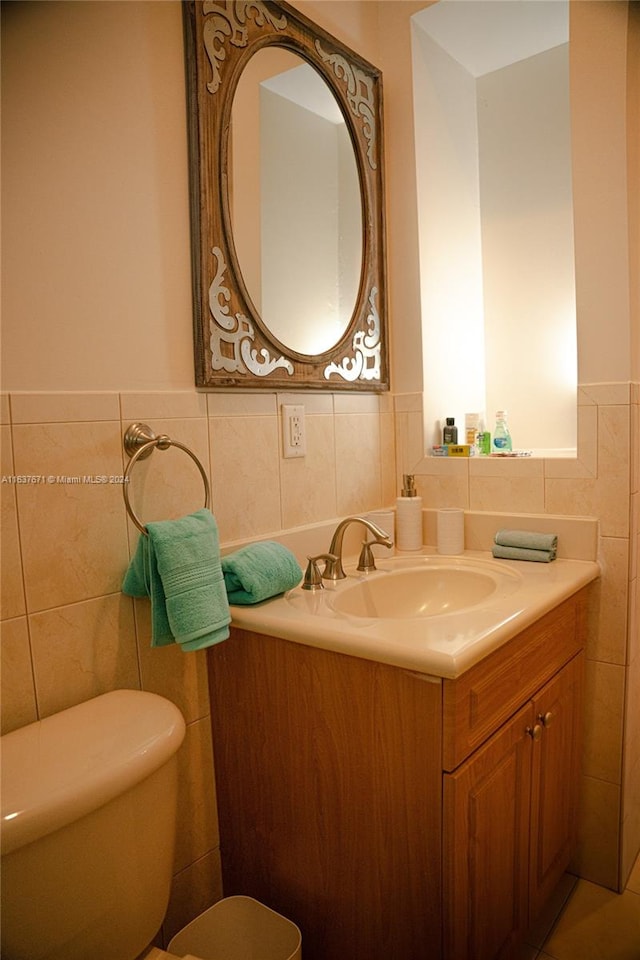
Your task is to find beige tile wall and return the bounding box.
[1,381,637,937]
[409,380,640,891]
[0,387,395,943]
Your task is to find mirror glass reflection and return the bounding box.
[230,48,363,356]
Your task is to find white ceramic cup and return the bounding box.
[437,507,464,555]
[365,509,395,538]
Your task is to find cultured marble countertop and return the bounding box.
[227,549,600,679]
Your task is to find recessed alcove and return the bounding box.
[411,0,577,456]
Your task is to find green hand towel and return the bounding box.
[492,544,555,563]
[123,508,231,650]
[222,541,302,605]
[494,529,558,557]
[123,532,173,647]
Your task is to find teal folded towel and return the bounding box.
[222,541,302,605]
[492,544,555,563]
[122,508,231,650]
[494,528,558,556]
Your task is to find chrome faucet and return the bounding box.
[324,516,393,581]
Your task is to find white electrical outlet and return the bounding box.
[282,404,306,458]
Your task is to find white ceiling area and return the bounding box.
[413,0,568,77]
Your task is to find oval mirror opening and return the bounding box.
[230,47,363,356]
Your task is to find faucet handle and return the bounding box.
[357,541,377,572]
[302,554,338,591]
[357,536,393,573]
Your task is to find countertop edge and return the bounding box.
[227,553,601,679]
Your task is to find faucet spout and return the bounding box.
[325,516,393,580]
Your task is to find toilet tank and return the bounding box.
[1,689,186,960]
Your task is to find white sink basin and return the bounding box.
[229,547,600,678]
[327,558,522,620]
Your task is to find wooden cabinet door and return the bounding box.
[529,653,584,920]
[443,703,534,960]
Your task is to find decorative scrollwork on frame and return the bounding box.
[202,0,287,94]
[315,40,377,170]
[324,288,381,382]
[208,247,294,377]
[185,1,388,390]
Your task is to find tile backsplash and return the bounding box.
[1,381,638,939]
[0,387,395,942]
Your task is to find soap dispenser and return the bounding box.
[395,474,423,551]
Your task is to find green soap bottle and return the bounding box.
[479,429,491,455]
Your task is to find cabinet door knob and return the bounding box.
[526,723,543,741]
[538,711,554,727]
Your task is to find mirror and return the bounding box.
[183,0,388,390]
[231,49,362,356]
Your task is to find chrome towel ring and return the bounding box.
[122,422,211,535]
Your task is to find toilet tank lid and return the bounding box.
[1,690,186,856]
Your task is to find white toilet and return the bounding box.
[0,689,186,960]
[1,689,302,960]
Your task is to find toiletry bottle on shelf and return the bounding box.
[478,419,491,455]
[443,417,458,444]
[492,411,512,453]
[465,413,480,448]
[396,474,423,551]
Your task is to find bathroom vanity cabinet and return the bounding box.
[207,588,588,960]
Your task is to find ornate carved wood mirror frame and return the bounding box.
[183,0,388,390]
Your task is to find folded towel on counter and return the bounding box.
[123,508,231,650]
[494,528,558,556]
[222,541,302,605]
[492,544,556,563]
